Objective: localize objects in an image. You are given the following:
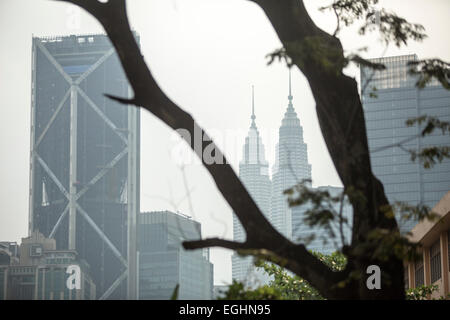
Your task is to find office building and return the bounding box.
[29,34,140,299]
[232,87,272,285]
[271,72,312,240]
[138,211,213,300]
[361,54,450,232]
[0,232,95,300]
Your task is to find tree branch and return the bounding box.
[184,237,350,298]
[54,0,348,298]
[183,238,248,251]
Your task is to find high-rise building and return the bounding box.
[138,211,213,300]
[29,34,140,299]
[271,72,312,240]
[231,87,271,285]
[0,232,96,300]
[291,185,353,254]
[361,54,450,233]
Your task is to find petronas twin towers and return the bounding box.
[232,72,312,284]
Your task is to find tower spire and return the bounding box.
[251,85,256,128]
[287,69,294,112]
[289,69,292,97]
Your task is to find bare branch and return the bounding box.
[183,238,248,251]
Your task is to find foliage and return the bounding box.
[320,0,426,46]
[223,258,447,301]
[405,115,450,168]
[267,36,346,75]
[282,182,440,264]
[221,252,347,300]
[390,202,439,224]
[408,59,450,90]
[283,180,350,248]
[405,284,439,300]
[320,0,380,31]
[409,147,450,169]
[218,280,285,300]
[359,9,426,46]
[406,116,450,136]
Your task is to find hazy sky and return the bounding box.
[0,0,449,285]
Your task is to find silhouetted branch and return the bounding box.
[51,0,427,299]
[183,238,248,251]
[55,0,347,298]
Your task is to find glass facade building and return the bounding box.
[232,87,271,286]
[361,54,450,233]
[138,211,213,300]
[271,73,312,240]
[29,34,140,299]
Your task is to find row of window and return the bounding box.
[411,234,450,287]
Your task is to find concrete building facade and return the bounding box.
[404,191,450,299]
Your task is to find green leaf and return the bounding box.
[170,284,179,300]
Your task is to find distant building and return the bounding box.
[404,191,450,299]
[29,34,140,299]
[291,185,353,254]
[138,211,213,300]
[232,87,271,286]
[0,232,95,300]
[271,72,312,240]
[0,242,19,266]
[361,54,450,233]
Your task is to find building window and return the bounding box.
[415,259,424,287]
[430,240,441,283]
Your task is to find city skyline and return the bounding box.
[1,0,450,287]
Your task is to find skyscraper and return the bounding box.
[231,87,271,285]
[361,54,450,233]
[271,72,312,240]
[29,34,140,299]
[138,211,213,300]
